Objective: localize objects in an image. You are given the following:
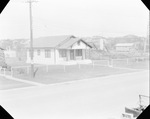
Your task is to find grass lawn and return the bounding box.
[0,76,33,90]
[2,58,149,87]
[113,59,149,70]
[13,64,141,84]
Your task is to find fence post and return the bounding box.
[107,60,109,66]
[127,58,129,65]
[27,67,29,74]
[63,64,66,72]
[109,59,113,67]
[137,57,139,63]
[0,67,1,74]
[78,63,80,69]
[92,60,94,68]
[11,67,13,77]
[4,68,6,76]
[46,65,49,72]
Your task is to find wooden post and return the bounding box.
[127,58,129,65]
[82,49,84,60]
[92,60,94,68]
[63,65,66,72]
[74,49,76,60]
[78,63,80,69]
[109,59,113,67]
[137,57,139,63]
[46,65,49,72]
[0,67,2,74]
[4,68,6,76]
[107,60,109,66]
[27,67,29,74]
[54,49,57,64]
[11,68,13,77]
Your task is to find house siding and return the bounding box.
[71,41,90,49]
[27,49,55,64]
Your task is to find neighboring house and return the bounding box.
[26,35,93,65]
[115,43,136,52]
[0,47,6,67]
[0,47,5,59]
[4,48,16,58]
[4,46,16,58]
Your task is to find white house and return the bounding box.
[115,43,135,52]
[26,35,93,65]
[4,47,16,58]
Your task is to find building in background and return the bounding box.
[115,43,136,52]
[0,47,7,68]
[4,47,16,58]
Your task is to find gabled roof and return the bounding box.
[0,47,5,50]
[31,35,75,48]
[27,35,92,49]
[58,37,79,49]
[0,45,5,50]
[86,42,97,49]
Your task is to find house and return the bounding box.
[26,35,93,65]
[0,47,5,59]
[115,43,136,52]
[0,47,6,67]
[4,47,16,58]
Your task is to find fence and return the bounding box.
[0,56,148,77]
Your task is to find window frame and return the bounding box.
[45,49,51,58]
[37,49,41,55]
[76,49,82,56]
[59,49,67,58]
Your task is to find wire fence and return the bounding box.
[0,57,148,78]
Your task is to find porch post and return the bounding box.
[54,49,56,64]
[82,49,85,60]
[74,49,76,60]
[66,50,70,61]
[85,49,87,59]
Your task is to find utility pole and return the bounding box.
[144,13,149,53]
[147,11,150,52]
[26,0,36,78]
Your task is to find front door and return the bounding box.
[70,50,74,60]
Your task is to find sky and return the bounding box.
[0,0,149,39]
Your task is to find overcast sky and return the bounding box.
[0,0,149,39]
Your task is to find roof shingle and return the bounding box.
[31,35,74,48]
[27,35,92,49]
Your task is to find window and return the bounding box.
[29,49,34,57]
[37,49,40,55]
[59,49,66,57]
[45,49,51,58]
[76,49,82,56]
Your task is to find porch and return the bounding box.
[56,49,91,64]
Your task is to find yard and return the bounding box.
[0,57,149,89]
[112,58,149,70]
[12,63,143,84]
